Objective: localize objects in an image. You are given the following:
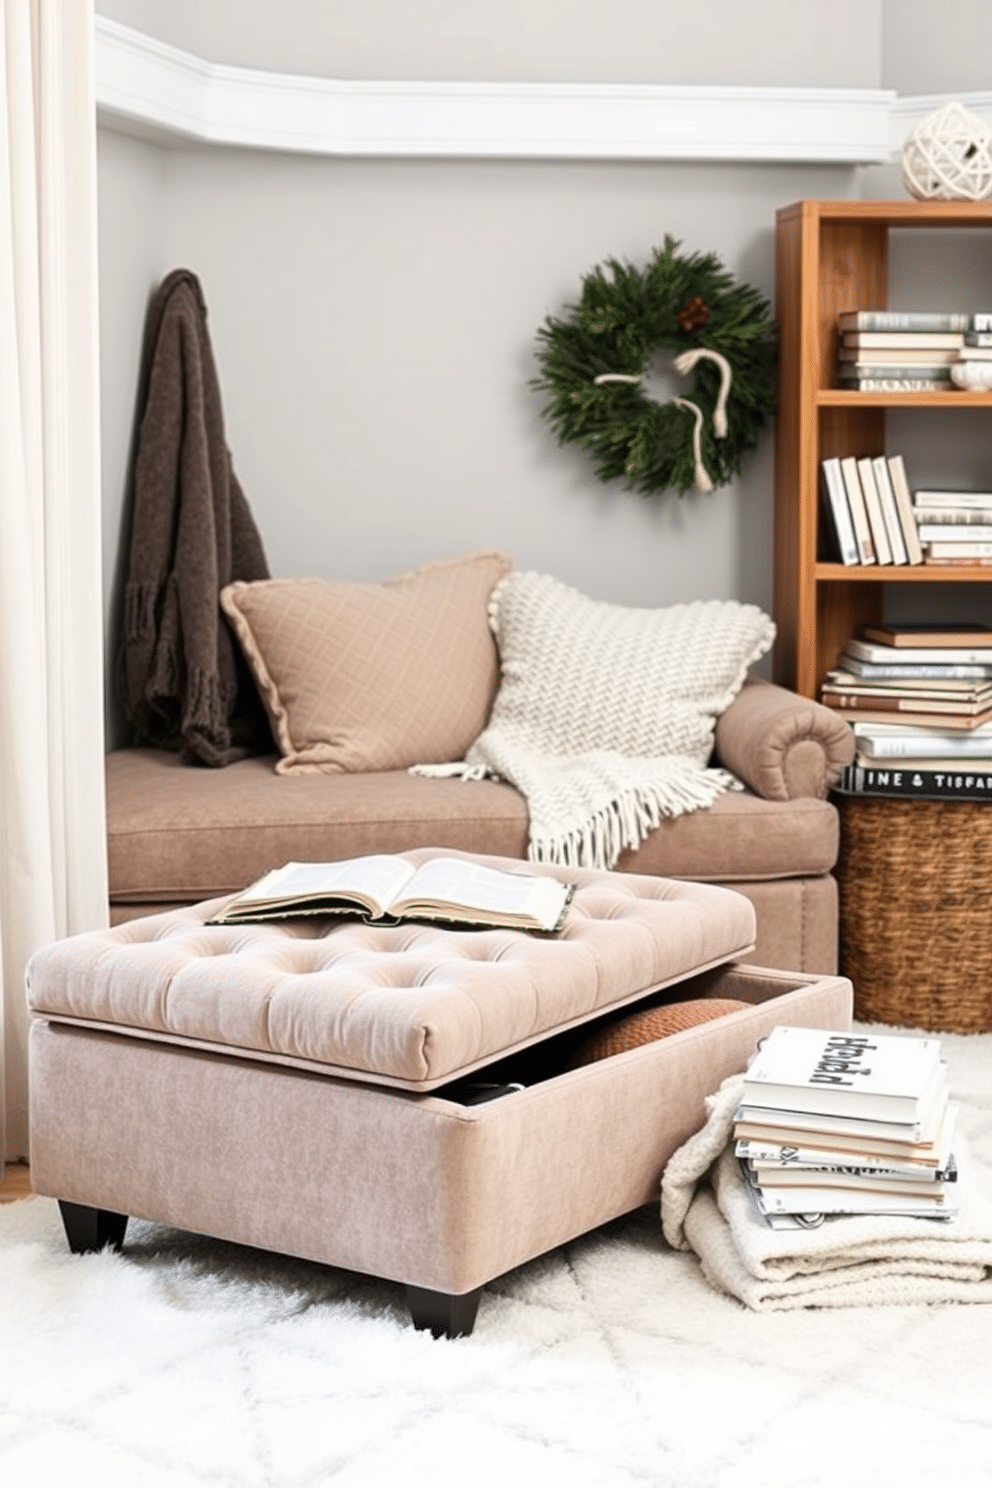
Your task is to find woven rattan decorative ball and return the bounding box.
[902,101,992,200]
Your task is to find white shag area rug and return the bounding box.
[4,1025,992,1488]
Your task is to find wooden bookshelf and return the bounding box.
[773,199,992,698]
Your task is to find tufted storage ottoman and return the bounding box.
[28,850,852,1336]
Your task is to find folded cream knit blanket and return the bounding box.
[661,1073,992,1310]
[416,572,775,870]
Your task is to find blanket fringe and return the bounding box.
[528,769,739,870]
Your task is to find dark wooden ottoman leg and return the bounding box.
[406,1285,482,1338]
[58,1200,129,1254]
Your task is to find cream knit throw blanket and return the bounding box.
[416,572,775,869]
[661,1074,992,1310]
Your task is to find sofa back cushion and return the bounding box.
[221,550,512,774]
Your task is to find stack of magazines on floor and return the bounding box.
[735,1026,957,1229]
[822,621,992,802]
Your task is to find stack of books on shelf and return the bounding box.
[836,310,967,392]
[823,622,992,801]
[820,452,922,566]
[835,309,992,392]
[912,486,992,567]
[735,1025,958,1229]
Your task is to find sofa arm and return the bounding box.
[714,678,855,801]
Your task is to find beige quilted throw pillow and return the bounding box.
[417,571,775,869]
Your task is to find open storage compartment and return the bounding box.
[30,962,852,1332]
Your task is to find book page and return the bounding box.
[237,856,416,913]
[391,858,569,928]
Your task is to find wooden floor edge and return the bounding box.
[1,1162,33,1202]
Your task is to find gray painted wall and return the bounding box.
[97,1,990,731]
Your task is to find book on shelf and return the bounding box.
[972,313,992,331]
[965,331,992,346]
[837,311,970,333]
[837,763,992,802]
[912,489,992,509]
[843,637,992,666]
[861,622,992,648]
[829,704,992,730]
[830,671,992,696]
[885,455,925,564]
[924,556,992,567]
[208,854,574,931]
[926,540,992,560]
[871,456,909,564]
[849,457,891,564]
[838,378,952,392]
[837,348,959,366]
[740,1026,943,1125]
[819,457,859,565]
[821,687,992,717]
[914,506,992,524]
[851,720,992,756]
[854,753,992,773]
[840,330,965,350]
[955,345,992,360]
[838,659,992,685]
[836,456,875,563]
[918,524,992,543]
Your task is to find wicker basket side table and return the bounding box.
[835,794,992,1033]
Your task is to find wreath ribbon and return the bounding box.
[593,348,733,491]
[673,399,713,493]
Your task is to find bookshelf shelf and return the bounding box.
[817,390,992,408]
[814,564,991,582]
[773,197,992,699]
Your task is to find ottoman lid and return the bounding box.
[28,849,755,1090]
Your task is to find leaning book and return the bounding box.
[740,1026,942,1123]
[209,855,574,931]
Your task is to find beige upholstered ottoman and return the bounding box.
[27,850,852,1336]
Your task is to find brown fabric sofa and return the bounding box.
[106,678,855,974]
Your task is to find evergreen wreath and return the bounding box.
[534,237,777,497]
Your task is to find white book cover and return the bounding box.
[918,525,992,542]
[855,458,892,564]
[844,637,992,666]
[736,1103,958,1173]
[819,458,859,565]
[927,541,992,558]
[741,1026,943,1123]
[886,455,925,564]
[753,1184,957,1218]
[912,490,992,509]
[854,728,992,758]
[871,456,908,564]
[841,331,964,348]
[837,457,875,563]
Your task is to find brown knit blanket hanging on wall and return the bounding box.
[116,269,271,766]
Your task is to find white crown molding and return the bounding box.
[891,89,992,138]
[94,16,900,165]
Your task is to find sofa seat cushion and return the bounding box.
[105,749,839,909]
[29,851,756,1089]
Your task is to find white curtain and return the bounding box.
[0,0,107,1162]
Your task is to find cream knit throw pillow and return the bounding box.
[417,572,775,869]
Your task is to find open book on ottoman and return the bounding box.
[208,853,574,932]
